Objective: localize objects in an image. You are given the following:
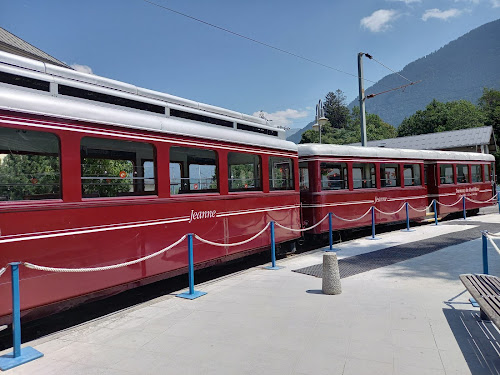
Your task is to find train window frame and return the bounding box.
[439,164,454,185]
[169,146,219,195]
[269,157,294,191]
[299,162,309,192]
[403,164,421,187]
[456,164,469,184]
[380,163,401,188]
[352,163,376,189]
[0,127,61,202]
[485,164,491,182]
[471,165,482,183]
[80,137,157,198]
[320,162,348,191]
[227,152,262,192]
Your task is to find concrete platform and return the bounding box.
[2,213,500,374]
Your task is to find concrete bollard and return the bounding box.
[322,253,342,295]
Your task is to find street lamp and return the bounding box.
[312,99,328,144]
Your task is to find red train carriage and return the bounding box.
[0,51,301,323]
[298,144,495,235]
[298,145,429,234]
[425,154,495,216]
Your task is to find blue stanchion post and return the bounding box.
[177,234,206,299]
[462,196,467,220]
[0,263,43,371]
[329,212,333,251]
[482,231,489,275]
[401,202,415,232]
[325,212,341,252]
[497,191,500,214]
[367,206,380,240]
[265,221,283,270]
[433,199,439,225]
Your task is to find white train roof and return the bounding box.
[0,85,298,153]
[298,143,495,162]
[0,51,298,153]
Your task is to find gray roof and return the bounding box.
[350,126,496,151]
[0,27,70,68]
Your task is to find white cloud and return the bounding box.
[253,109,308,128]
[492,0,500,7]
[70,64,93,74]
[389,0,421,4]
[422,8,463,21]
[360,9,400,32]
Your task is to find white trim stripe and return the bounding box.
[0,205,300,244]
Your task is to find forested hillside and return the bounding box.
[347,18,500,127]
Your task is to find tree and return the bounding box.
[299,104,397,145]
[397,99,485,137]
[323,90,350,129]
[349,107,397,142]
[478,87,500,136]
[81,158,134,197]
[0,154,60,201]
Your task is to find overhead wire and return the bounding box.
[141,0,379,84]
[366,54,413,83]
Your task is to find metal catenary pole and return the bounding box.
[358,52,367,147]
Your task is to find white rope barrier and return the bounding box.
[24,235,187,273]
[0,267,6,278]
[373,204,405,216]
[275,214,329,232]
[408,201,435,213]
[436,197,462,207]
[331,207,372,222]
[486,232,500,238]
[487,234,500,256]
[465,195,498,204]
[195,223,270,247]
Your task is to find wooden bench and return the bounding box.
[460,274,500,328]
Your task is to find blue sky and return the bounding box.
[1,0,499,130]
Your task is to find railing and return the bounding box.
[0,192,498,370]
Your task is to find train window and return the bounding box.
[456,164,469,184]
[485,164,491,182]
[320,162,348,190]
[380,163,400,188]
[80,137,156,198]
[299,162,309,192]
[352,163,375,189]
[471,165,482,183]
[440,164,454,184]
[404,164,421,186]
[170,147,218,194]
[269,157,294,190]
[228,153,261,191]
[0,128,60,201]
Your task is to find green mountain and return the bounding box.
[349,18,500,127]
[287,19,500,143]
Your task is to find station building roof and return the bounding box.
[349,126,496,153]
[0,27,70,69]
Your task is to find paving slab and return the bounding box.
[2,214,500,374]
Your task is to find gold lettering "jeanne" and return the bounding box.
[189,210,217,223]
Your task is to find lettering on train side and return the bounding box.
[455,187,479,197]
[189,210,217,223]
[374,196,388,203]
